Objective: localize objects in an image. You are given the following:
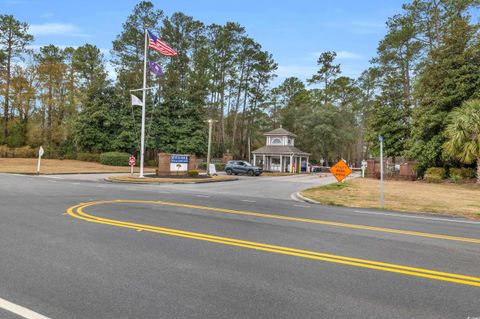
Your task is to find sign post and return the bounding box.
[129,155,136,176]
[36,146,44,174]
[330,159,352,183]
[379,135,384,209]
[361,160,367,178]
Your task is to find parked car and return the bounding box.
[225,160,263,176]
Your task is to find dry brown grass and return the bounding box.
[0,158,155,174]
[108,174,237,184]
[301,178,480,220]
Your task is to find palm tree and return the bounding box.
[444,99,480,184]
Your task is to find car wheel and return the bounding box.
[226,169,232,175]
[247,170,254,176]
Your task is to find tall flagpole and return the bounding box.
[140,28,148,178]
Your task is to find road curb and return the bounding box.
[105,176,239,184]
[292,192,322,205]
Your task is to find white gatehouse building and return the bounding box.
[252,127,311,173]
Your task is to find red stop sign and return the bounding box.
[129,156,135,166]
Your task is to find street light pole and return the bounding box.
[379,135,384,209]
[139,28,148,178]
[206,119,214,176]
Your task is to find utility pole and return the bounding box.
[206,119,215,176]
[248,136,251,163]
[379,135,384,209]
[139,28,148,178]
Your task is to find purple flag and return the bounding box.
[149,61,163,77]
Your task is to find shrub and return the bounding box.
[425,174,443,183]
[449,173,462,183]
[199,162,226,171]
[425,167,445,183]
[0,145,8,157]
[146,159,157,167]
[77,152,100,162]
[449,167,476,179]
[426,167,446,178]
[187,170,199,177]
[13,146,35,158]
[99,152,130,166]
[460,168,476,179]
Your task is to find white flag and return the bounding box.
[131,94,143,106]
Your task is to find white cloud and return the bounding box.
[336,51,363,60]
[29,23,87,37]
[322,20,386,35]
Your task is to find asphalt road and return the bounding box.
[0,173,479,319]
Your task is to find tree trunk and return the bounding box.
[4,39,12,142]
[477,158,480,184]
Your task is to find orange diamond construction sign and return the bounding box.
[330,160,352,182]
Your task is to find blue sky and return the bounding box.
[3,0,406,85]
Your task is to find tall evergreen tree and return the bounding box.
[0,15,33,143]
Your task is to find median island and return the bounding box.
[107,174,237,184]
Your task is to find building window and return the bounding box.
[287,138,292,145]
[271,138,282,145]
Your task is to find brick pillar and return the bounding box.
[188,155,197,171]
[157,153,171,175]
[366,159,375,178]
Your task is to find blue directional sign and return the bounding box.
[378,135,383,143]
[171,154,189,164]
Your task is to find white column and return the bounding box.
[253,154,256,166]
[307,156,309,173]
[279,155,283,172]
[290,155,293,173]
[262,154,265,170]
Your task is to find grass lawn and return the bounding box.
[0,158,156,174]
[301,178,480,219]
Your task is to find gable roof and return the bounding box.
[264,127,296,137]
[252,145,310,156]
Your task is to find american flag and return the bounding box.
[147,30,177,56]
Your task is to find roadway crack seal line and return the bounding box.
[66,201,480,287]
[73,199,480,244]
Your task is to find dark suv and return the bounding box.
[225,160,263,176]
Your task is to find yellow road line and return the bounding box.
[66,201,480,287]
[77,199,480,244]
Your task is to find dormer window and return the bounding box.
[287,138,292,145]
[271,138,282,145]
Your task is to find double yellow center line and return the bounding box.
[66,200,480,287]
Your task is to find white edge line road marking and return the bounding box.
[241,200,256,203]
[353,210,480,225]
[294,204,311,208]
[0,297,51,319]
[195,194,210,198]
[292,191,480,225]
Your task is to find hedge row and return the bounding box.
[0,145,36,158]
[99,152,131,166]
[197,162,226,171]
[425,167,476,183]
